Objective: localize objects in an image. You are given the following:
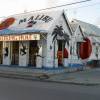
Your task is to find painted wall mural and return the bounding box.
[52,25,70,66]
[4,47,8,57]
[79,37,92,59]
[0,17,15,30]
[52,25,70,46]
[20,42,27,56]
[52,25,64,42]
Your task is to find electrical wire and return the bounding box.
[29,0,92,12]
[1,0,92,18]
[64,1,100,11]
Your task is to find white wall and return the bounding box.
[54,40,58,68]
[19,41,29,66]
[97,45,100,60]
[45,34,54,68]
[41,38,47,67]
[89,43,100,60]
[36,39,43,68]
[44,12,72,68]
[89,44,96,60]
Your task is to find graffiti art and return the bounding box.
[20,42,27,56]
[4,47,8,57]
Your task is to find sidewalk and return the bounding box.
[48,68,100,85]
[0,65,86,76]
[0,65,100,85]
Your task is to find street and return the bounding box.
[0,77,99,100]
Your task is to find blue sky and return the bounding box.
[0,0,100,26]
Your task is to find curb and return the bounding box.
[45,79,100,86]
[0,72,99,86]
[0,66,99,86]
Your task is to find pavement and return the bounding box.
[48,68,100,85]
[0,65,100,85]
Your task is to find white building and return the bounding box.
[0,9,99,69]
[0,9,73,68]
[70,19,100,67]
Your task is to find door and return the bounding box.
[0,42,3,64]
[29,40,38,67]
[57,40,65,66]
[11,41,19,65]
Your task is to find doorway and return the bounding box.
[57,40,65,66]
[0,42,3,64]
[11,41,19,65]
[29,40,39,67]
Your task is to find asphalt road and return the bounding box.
[0,77,100,100]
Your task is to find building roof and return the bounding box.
[71,19,100,36]
[70,19,100,43]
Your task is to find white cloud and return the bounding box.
[0,0,82,17]
[0,0,46,17]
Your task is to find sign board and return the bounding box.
[0,34,40,41]
[0,10,62,31]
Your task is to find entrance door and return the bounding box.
[11,41,19,65]
[57,40,65,66]
[0,42,3,64]
[29,40,38,67]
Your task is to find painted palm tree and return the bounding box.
[52,25,70,46]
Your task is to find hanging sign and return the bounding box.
[0,34,40,41]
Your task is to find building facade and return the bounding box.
[70,19,100,67]
[0,10,99,68]
[0,10,73,68]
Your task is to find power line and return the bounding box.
[30,0,92,12]
[65,2,100,10]
[4,0,92,17]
